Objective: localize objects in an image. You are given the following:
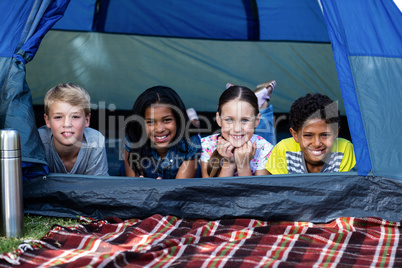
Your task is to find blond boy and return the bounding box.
[38,83,109,175]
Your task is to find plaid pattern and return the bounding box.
[1,215,401,267]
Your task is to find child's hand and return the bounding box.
[234,141,256,170]
[216,136,235,162]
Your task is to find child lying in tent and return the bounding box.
[124,86,201,179]
[200,85,273,177]
[266,93,356,174]
[226,80,277,146]
[38,83,109,176]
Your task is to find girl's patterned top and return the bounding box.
[201,134,273,176]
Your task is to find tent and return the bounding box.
[1,0,402,222]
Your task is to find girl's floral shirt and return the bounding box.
[201,134,273,175]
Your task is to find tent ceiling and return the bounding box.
[54,0,330,42]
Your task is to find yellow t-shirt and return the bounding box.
[265,137,356,174]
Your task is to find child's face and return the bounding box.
[144,105,177,153]
[44,101,90,149]
[290,119,339,170]
[216,100,260,148]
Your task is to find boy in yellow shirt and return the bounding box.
[266,93,355,174]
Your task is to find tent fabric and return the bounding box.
[0,2,33,57]
[23,173,402,223]
[258,0,329,42]
[27,31,343,113]
[0,0,70,178]
[39,0,337,114]
[50,0,95,31]
[321,0,402,177]
[0,56,49,174]
[0,57,45,165]
[53,0,330,42]
[18,0,71,63]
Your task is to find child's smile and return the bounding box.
[44,101,90,149]
[231,134,245,140]
[145,105,177,155]
[290,119,338,172]
[61,131,74,138]
[154,135,170,142]
[217,100,260,148]
[309,148,326,156]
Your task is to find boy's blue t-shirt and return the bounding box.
[124,135,201,179]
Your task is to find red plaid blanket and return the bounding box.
[1,215,401,267]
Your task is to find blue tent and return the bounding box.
[1,0,401,221]
[0,0,70,179]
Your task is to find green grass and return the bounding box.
[0,214,77,254]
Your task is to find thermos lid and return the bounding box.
[0,129,21,151]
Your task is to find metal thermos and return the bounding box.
[0,129,23,237]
